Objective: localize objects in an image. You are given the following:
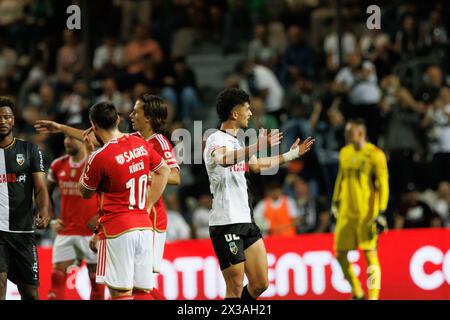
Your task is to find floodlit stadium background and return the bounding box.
[1,0,449,299]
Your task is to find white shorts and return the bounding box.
[96,229,153,291]
[152,231,166,273]
[52,235,97,265]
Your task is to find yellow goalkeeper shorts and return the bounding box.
[334,215,378,251]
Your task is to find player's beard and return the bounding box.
[66,146,79,156]
[0,127,13,140]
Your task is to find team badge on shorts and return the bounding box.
[229,241,238,255]
[16,154,25,166]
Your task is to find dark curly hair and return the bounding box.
[0,97,15,114]
[138,94,168,135]
[215,88,250,122]
[89,101,118,130]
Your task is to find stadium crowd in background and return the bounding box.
[0,0,449,245]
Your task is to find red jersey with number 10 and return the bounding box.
[80,134,165,240]
[131,132,179,232]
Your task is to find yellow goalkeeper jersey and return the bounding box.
[332,142,389,219]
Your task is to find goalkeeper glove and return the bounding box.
[373,212,388,234]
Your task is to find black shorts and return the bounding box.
[209,223,262,270]
[0,231,39,286]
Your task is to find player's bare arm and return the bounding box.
[167,167,180,185]
[34,120,100,147]
[212,130,283,168]
[148,162,170,208]
[248,137,315,174]
[33,172,51,229]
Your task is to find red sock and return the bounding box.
[150,288,166,300]
[112,295,134,300]
[48,269,67,300]
[133,290,155,300]
[89,272,105,300]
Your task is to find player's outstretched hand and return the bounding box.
[89,234,99,253]
[258,128,283,152]
[372,213,388,234]
[34,120,63,134]
[36,211,50,229]
[295,136,315,156]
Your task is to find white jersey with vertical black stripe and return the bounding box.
[0,138,45,232]
[204,130,252,226]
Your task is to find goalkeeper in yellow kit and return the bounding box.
[332,119,389,300]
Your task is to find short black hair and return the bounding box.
[89,101,118,130]
[0,96,15,114]
[138,94,168,134]
[216,88,250,122]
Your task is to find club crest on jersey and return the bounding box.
[229,241,238,255]
[115,154,125,165]
[16,154,25,166]
[70,169,76,178]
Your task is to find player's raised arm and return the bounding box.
[34,120,101,147]
[213,130,283,168]
[248,136,315,174]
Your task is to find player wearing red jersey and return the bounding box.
[129,94,180,299]
[78,102,170,300]
[35,94,180,299]
[47,123,104,300]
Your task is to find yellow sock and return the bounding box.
[337,251,364,298]
[365,250,381,300]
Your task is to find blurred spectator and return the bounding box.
[92,34,124,76]
[415,64,443,105]
[222,0,255,54]
[420,7,448,53]
[248,22,280,69]
[395,184,441,229]
[248,95,278,130]
[280,25,315,86]
[166,193,192,241]
[236,59,284,120]
[380,75,424,202]
[332,50,381,143]
[0,37,17,79]
[96,77,132,115]
[0,0,28,54]
[56,29,84,86]
[290,177,330,233]
[323,20,356,74]
[161,56,203,122]
[123,23,163,75]
[254,181,300,237]
[434,181,450,227]
[314,98,345,196]
[59,79,91,124]
[394,13,420,61]
[360,29,394,80]
[281,76,321,151]
[192,193,213,239]
[423,86,450,185]
[120,0,151,41]
[28,83,58,119]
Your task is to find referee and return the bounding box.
[0,97,50,300]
